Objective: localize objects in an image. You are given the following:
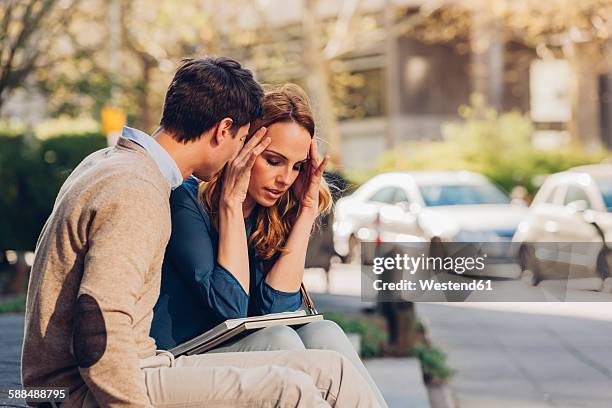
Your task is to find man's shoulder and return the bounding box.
[61,146,170,212]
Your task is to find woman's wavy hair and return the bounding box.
[198,83,332,260]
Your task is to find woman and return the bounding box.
[151,84,387,407]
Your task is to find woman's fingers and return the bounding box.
[309,138,319,169]
[315,155,329,177]
[308,155,328,188]
[236,127,268,164]
[244,137,271,170]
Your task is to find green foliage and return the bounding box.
[374,94,609,194]
[324,312,387,358]
[411,344,453,382]
[0,132,107,251]
[0,295,26,314]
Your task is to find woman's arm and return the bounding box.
[217,128,270,293]
[264,138,329,293]
[165,185,249,321]
[262,208,318,292]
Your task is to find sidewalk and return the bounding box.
[308,265,612,408]
[0,314,25,407]
[417,303,612,408]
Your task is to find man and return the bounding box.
[21,57,380,407]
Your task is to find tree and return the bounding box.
[0,0,79,111]
[37,0,241,131]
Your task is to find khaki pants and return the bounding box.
[141,349,381,407]
[207,321,387,408]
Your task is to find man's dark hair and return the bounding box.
[160,57,264,143]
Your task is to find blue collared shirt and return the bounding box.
[150,177,303,349]
[121,126,183,189]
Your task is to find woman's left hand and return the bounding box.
[293,137,329,214]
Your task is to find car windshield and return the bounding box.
[419,184,510,207]
[596,179,612,211]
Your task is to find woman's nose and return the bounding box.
[275,167,293,186]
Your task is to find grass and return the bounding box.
[0,295,26,314]
[324,310,454,384]
[410,343,454,384]
[323,311,387,358]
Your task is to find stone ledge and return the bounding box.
[366,357,431,408]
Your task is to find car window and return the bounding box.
[394,189,410,203]
[418,184,510,206]
[595,179,612,211]
[368,187,398,203]
[543,185,559,204]
[563,185,592,209]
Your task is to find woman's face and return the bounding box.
[248,121,311,207]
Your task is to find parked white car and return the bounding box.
[513,164,612,287]
[333,171,528,277]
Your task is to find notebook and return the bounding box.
[169,310,324,357]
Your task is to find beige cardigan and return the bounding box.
[22,138,172,407]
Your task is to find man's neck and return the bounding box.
[153,127,192,180]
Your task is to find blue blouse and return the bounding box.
[151,176,302,349]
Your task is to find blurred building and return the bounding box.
[1,0,610,170]
[228,0,612,170]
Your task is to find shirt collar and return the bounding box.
[121,126,183,189]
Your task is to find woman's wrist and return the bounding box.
[298,206,318,222]
[220,199,243,218]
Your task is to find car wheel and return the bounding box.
[347,235,362,264]
[519,245,540,286]
[596,248,611,280]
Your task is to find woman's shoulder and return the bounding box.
[178,175,200,197]
[170,176,212,220]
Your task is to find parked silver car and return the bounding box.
[333,171,528,277]
[513,164,612,287]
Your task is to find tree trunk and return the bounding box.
[377,245,417,354]
[471,12,505,111]
[302,0,342,168]
[138,56,156,133]
[380,301,417,354]
[568,41,602,152]
[384,1,400,149]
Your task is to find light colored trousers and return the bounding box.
[207,320,388,408]
[140,348,381,407]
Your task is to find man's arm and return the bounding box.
[75,181,166,407]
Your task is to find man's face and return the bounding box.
[193,123,250,181]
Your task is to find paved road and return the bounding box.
[308,264,612,408]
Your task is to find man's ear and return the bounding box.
[213,118,234,145]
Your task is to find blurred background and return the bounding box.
[2,0,612,260]
[1,1,612,407]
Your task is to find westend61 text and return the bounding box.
[374,279,493,292]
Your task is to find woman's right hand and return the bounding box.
[220,127,270,208]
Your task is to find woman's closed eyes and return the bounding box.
[264,156,305,172]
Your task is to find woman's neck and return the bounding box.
[242,195,257,218]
